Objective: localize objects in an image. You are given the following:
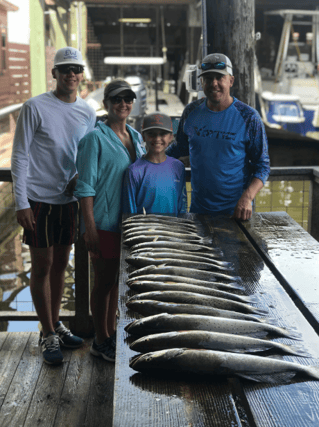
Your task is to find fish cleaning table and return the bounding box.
[113,214,319,427]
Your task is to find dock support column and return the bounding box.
[309,170,319,242]
[202,0,255,107]
[29,0,46,97]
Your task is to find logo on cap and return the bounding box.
[151,114,165,126]
[63,49,78,60]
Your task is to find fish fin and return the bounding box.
[143,207,146,215]
[252,308,269,315]
[284,344,312,358]
[247,294,260,303]
[237,294,260,303]
[257,317,277,325]
[282,328,303,341]
[245,331,269,339]
[221,282,245,291]
[198,237,213,245]
[236,371,297,384]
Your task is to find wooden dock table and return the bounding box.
[113,214,319,427]
[240,211,319,333]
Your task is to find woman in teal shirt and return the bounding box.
[75,79,145,362]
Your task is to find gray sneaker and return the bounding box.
[90,336,116,362]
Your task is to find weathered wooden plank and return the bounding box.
[0,332,8,349]
[8,43,30,52]
[240,212,319,330]
[0,311,75,321]
[209,215,319,427]
[84,356,115,427]
[0,333,42,427]
[53,340,95,427]
[0,332,30,407]
[23,361,69,427]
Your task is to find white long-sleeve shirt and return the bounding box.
[11,91,96,210]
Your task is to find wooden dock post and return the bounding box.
[202,0,255,107]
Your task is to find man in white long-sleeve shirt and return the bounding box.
[11,47,96,365]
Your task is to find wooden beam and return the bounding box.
[83,0,193,4]
[0,0,18,12]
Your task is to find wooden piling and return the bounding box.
[202,0,255,107]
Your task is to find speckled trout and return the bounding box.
[129,349,319,383]
[127,251,233,268]
[130,241,222,254]
[125,255,232,272]
[124,235,213,247]
[126,275,244,291]
[130,247,223,259]
[128,265,240,282]
[125,313,300,339]
[130,331,310,357]
[123,225,198,235]
[127,291,266,315]
[128,281,257,304]
[123,228,200,239]
[122,214,195,225]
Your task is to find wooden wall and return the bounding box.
[0,43,31,109]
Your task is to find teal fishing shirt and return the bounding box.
[74,121,145,233]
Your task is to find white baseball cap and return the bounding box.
[54,47,85,67]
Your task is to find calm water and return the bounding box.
[0,180,310,332]
[0,229,76,333]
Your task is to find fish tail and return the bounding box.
[256,316,277,324]
[306,366,319,380]
[236,371,298,384]
[279,327,303,341]
[198,237,213,245]
[251,307,269,316]
[283,344,312,358]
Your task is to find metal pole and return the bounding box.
[155,69,159,110]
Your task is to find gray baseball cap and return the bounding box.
[142,112,173,133]
[198,53,233,77]
[104,79,136,100]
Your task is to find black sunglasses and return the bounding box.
[200,61,232,71]
[109,96,134,105]
[55,65,84,74]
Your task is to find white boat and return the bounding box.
[257,9,319,140]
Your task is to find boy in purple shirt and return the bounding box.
[122,112,187,216]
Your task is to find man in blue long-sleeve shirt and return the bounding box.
[166,53,270,220]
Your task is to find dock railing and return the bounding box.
[1,166,319,336]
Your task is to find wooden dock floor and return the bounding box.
[0,332,115,427]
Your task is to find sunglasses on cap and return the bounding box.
[109,96,134,105]
[200,62,232,71]
[55,65,84,74]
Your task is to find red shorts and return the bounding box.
[90,230,121,259]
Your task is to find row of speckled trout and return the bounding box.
[122,214,319,383]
